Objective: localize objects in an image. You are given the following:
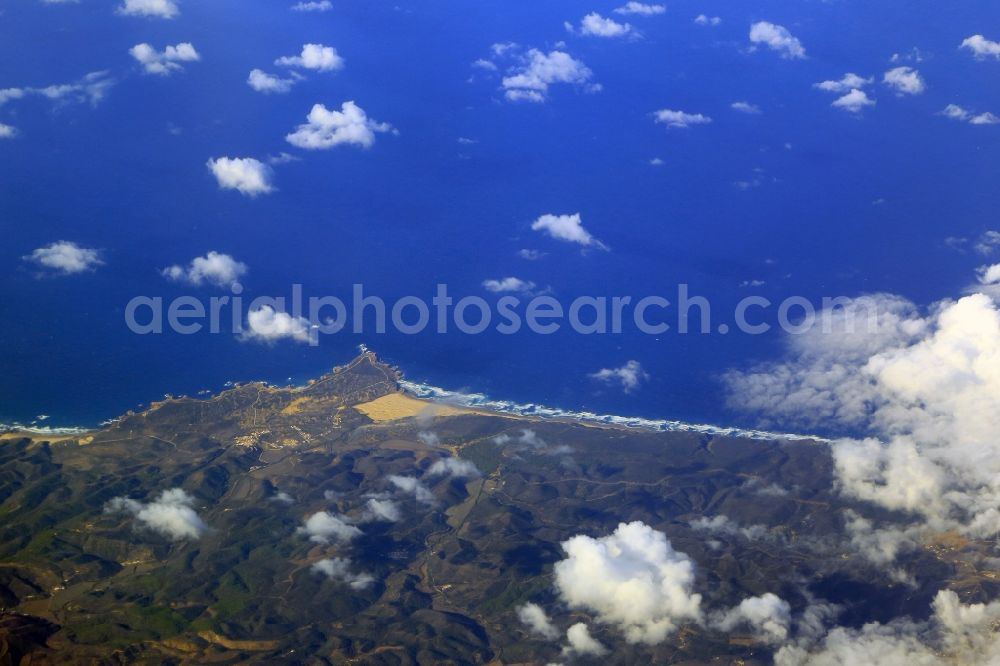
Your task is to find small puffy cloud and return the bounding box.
[883,66,925,95]
[270,491,295,504]
[206,157,274,196]
[286,101,395,150]
[117,0,178,18]
[243,306,312,344]
[427,457,481,479]
[563,623,608,657]
[25,241,102,274]
[571,13,636,39]
[518,248,546,260]
[615,2,664,16]
[299,511,362,544]
[814,73,872,93]
[749,21,806,59]
[276,43,344,72]
[690,514,768,540]
[942,105,1000,125]
[531,213,607,250]
[482,277,536,293]
[960,34,1000,60]
[0,71,114,109]
[161,251,247,289]
[247,69,297,94]
[417,431,440,446]
[832,89,876,113]
[590,360,648,393]
[0,123,15,138]
[654,108,712,128]
[975,231,1000,255]
[105,488,208,540]
[731,101,761,114]
[362,497,401,522]
[501,49,597,103]
[971,112,1000,125]
[554,521,702,644]
[388,475,436,504]
[978,263,1000,286]
[517,603,559,639]
[694,14,721,26]
[312,557,374,589]
[129,42,199,75]
[291,0,331,11]
[712,593,791,644]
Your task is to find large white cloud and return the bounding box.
[531,213,607,249]
[242,305,312,344]
[501,49,597,103]
[206,156,274,196]
[286,101,395,150]
[653,108,712,128]
[749,21,806,59]
[275,43,344,71]
[589,360,649,393]
[129,42,199,75]
[883,67,925,95]
[162,251,247,288]
[299,511,362,544]
[117,0,178,18]
[554,521,703,644]
[105,488,208,540]
[312,557,374,589]
[961,34,1000,60]
[25,241,102,274]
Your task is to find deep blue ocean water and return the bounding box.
[1,0,998,429]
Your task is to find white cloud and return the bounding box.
[501,49,597,103]
[690,514,768,540]
[117,0,178,18]
[749,21,806,59]
[694,14,721,26]
[883,66,925,95]
[162,251,247,289]
[654,108,712,128]
[975,231,1000,255]
[946,105,1000,125]
[129,42,199,75]
[427,457,481,479]
[0,123,15,138]
[362,498,401,522]
[590,360,648,393]
[942,104,971,121]
[482,277,536,293]
[563,623,608,657]
[206,156,274,196]
[275,43,344,72]
[531,213,607,250]
[517,603,560,639]
[961,34,1000,60]
[518,248,546,260]
[712,593,791,644]
[286,101,394,150]
[247,69,297,94]
[0,71,114,109]
[291,0,332,11]
[554,522,702,644]
[242,306,312,344]
[971,112,1000,125]
[978,263,1000,286]
[724,276,1000,552]
[312,557,374,589]
[25,241,102,274]
[388,475,436,504]
[417,431,440,446]
[299,511,362,544]
[615,2,664,16]
[572,13,635,39]
[105,488,208,540]
[775,590,1000,666]
[832,89,876,113]
[731,101,761,114]
[814,73,873,93]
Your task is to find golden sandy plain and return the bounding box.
[354,392,488,422]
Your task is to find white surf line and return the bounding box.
[0,422,92,435]
[399,380,828,442]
